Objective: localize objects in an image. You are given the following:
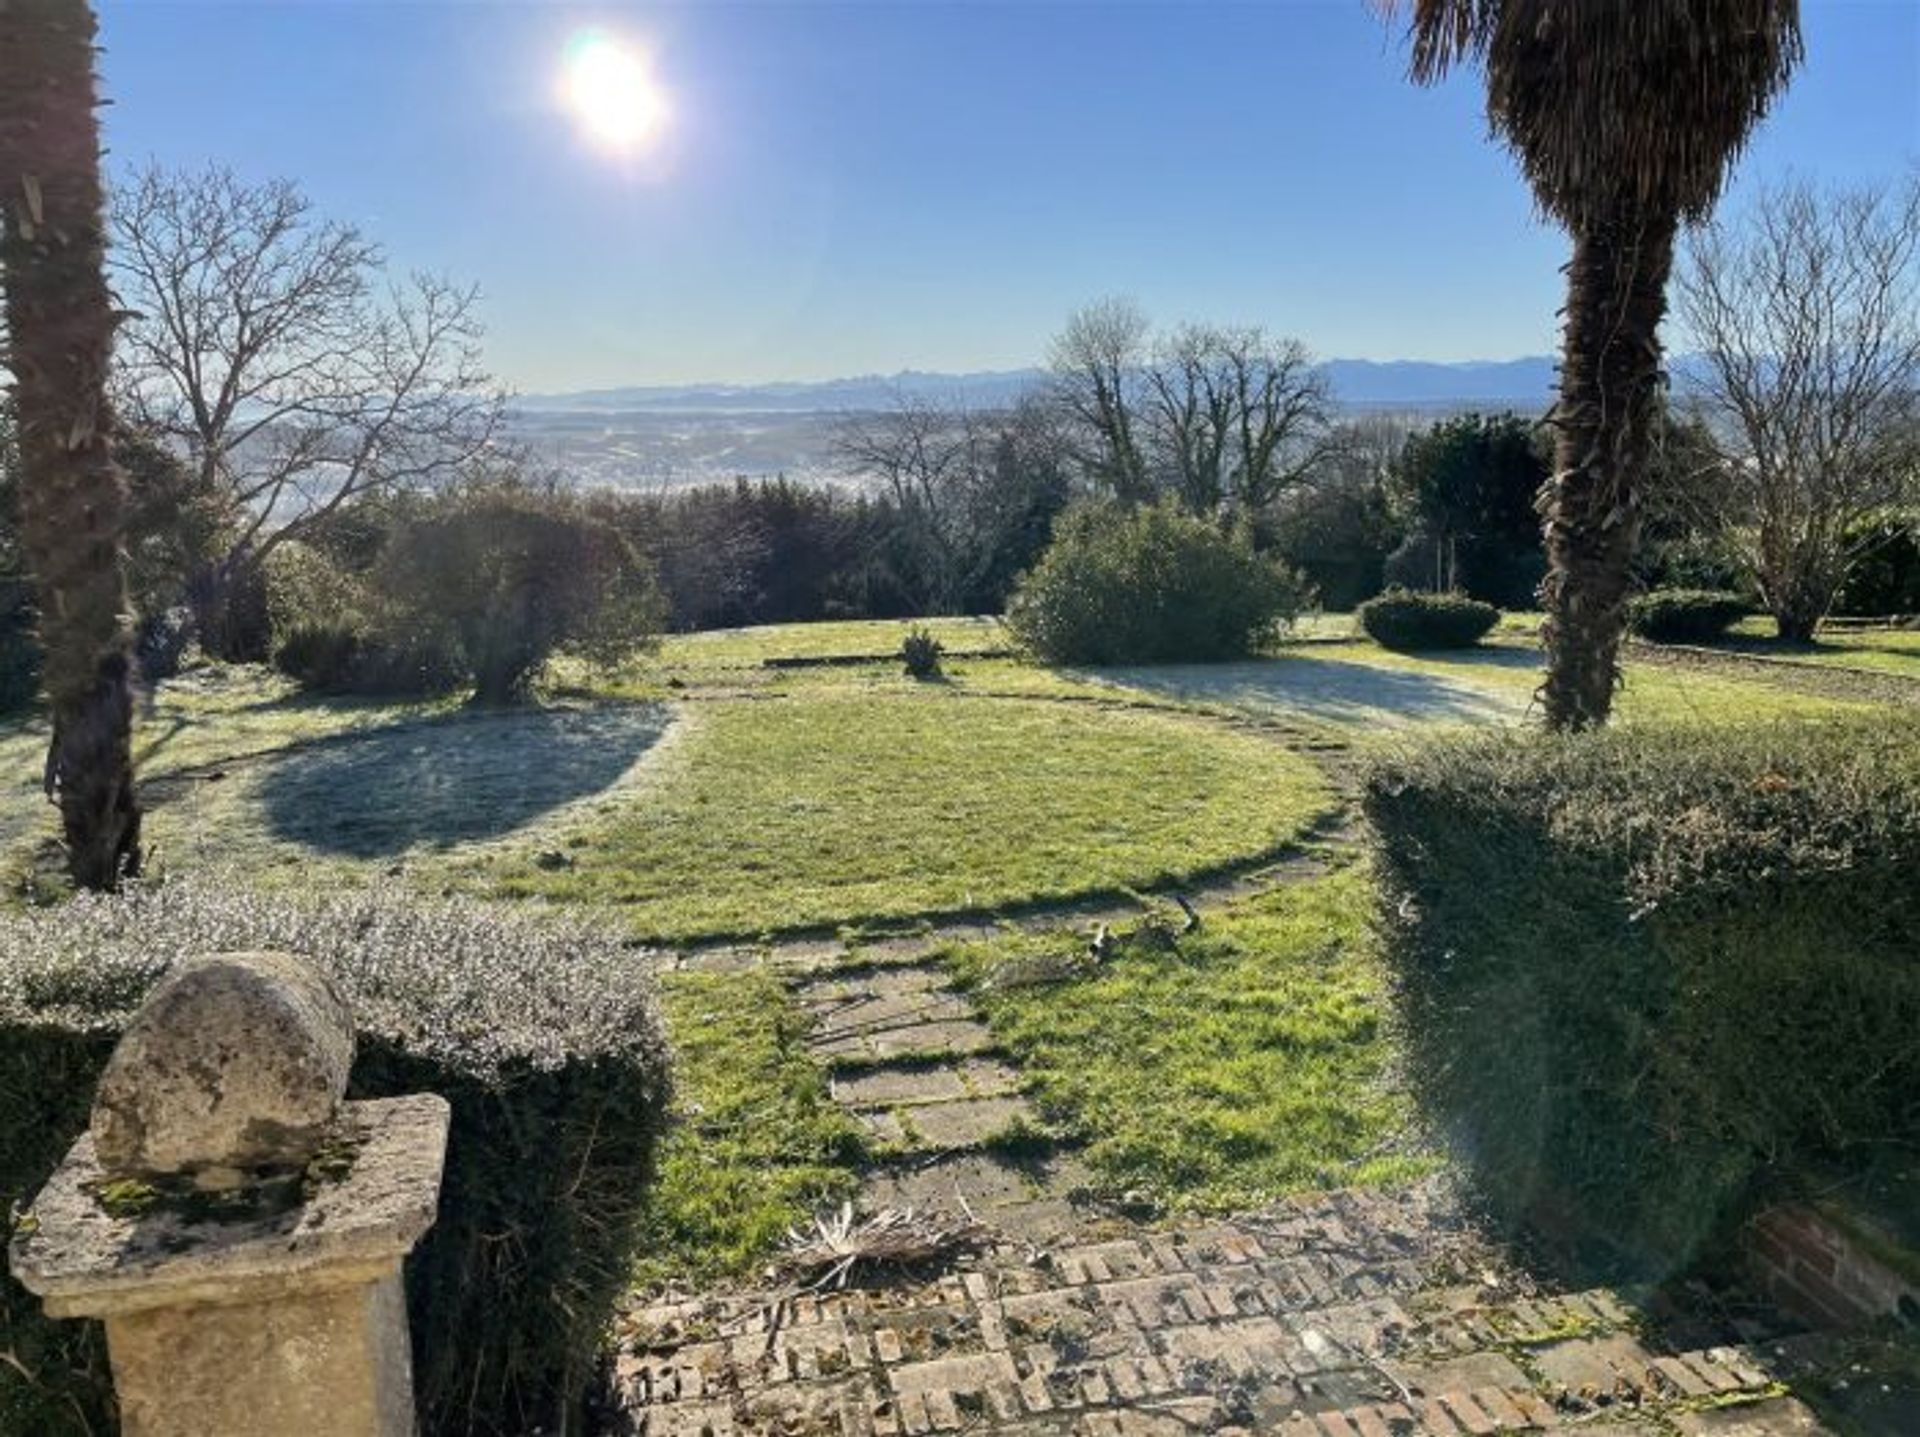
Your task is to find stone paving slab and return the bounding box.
[859,1096,1039,1153]
[814,1019,1002,1064]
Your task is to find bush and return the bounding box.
[273,622,466,699]
[1835,511,1920,617]
[900,625,944,680]
[1364,720,1920,1277]
[0,879,671,1436]
[376,484,665,704]
[1626,588,1750,644]
[1356,587,1499,650]
[1007,501,1307,665]
[263,539,368,645]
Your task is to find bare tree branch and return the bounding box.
[1676,173,1920,638]
[109,164,507,573]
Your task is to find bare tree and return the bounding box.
[1677,175,1920,639]
[1047,298,1152,503]
[833,392,1069,613]
[832,393,979,611]
[1143,323,1329,515]
[1049,301,1329,516]
[110,164,505,650]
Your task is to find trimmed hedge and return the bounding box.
[1007,500,1307,665]
[1356,587,1500,651]
[1,880,671,1436]
[1364,720,1920,1278]
[1627,588,1750,644]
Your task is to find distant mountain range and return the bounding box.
[520,357,1567,415]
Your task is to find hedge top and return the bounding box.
[0,878,671,1085]
[1366,716,1920,919]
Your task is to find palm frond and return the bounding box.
[1386,0,1804,231]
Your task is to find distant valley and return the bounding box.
[509,357,1566,489]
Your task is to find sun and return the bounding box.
[560,31,668,155]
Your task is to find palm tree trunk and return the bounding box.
[0,0,143,888]
[1539,211,1678,730]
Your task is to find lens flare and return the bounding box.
[561,31,667,154]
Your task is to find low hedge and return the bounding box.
[1364,719,1920,1278]
[1356,587,1500,651]
[274,621,466,698]
[1627,588,1750,644]
[0,880,672,1436]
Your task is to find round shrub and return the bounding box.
[1356,587,1499,651]
[1627,588,1750,644]
[1007,501,1307,665]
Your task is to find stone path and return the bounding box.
[619,791,1855,1436]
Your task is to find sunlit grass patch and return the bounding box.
[659,616,1010,670]
[944,867,1429,1213]
[472,689,1334,941]
[1267,639,1887,731]
[634,968,865,1290]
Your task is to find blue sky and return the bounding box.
[97,1,1919,392]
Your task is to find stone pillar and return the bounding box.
[8,952,450,1437]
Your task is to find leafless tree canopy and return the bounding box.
[831,392,1066,613]
[1676,174,1920,638]
[1047,297,1153,503]
[1144,323,1330,515]
[1047,300,1330,516]
[110,164,505,568]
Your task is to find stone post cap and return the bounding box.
[90,950,355,1190]
[11,1094,450,1320]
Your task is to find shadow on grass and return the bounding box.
[1092,653,1530,727]
[258,704,672,857]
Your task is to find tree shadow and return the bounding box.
[1089,653,1531,727]
[257,704,672,857]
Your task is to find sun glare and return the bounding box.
[561,31,667,155]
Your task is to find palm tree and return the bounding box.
[0,0,143,887]
[1387,1,1801,728]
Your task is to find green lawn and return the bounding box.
[634,968,866,1290]
[945,867,1430,1213]
[1706,618,1920,679]
[468,688,1333,940]
[657,615,1011,670]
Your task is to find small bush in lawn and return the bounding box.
[1627,588,1750,644]
[0,878,671,1436]
[1364,719,1920,1278]
[900,625,945,679]
[1356,587,1499,650]
[1007,500,1308,665]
